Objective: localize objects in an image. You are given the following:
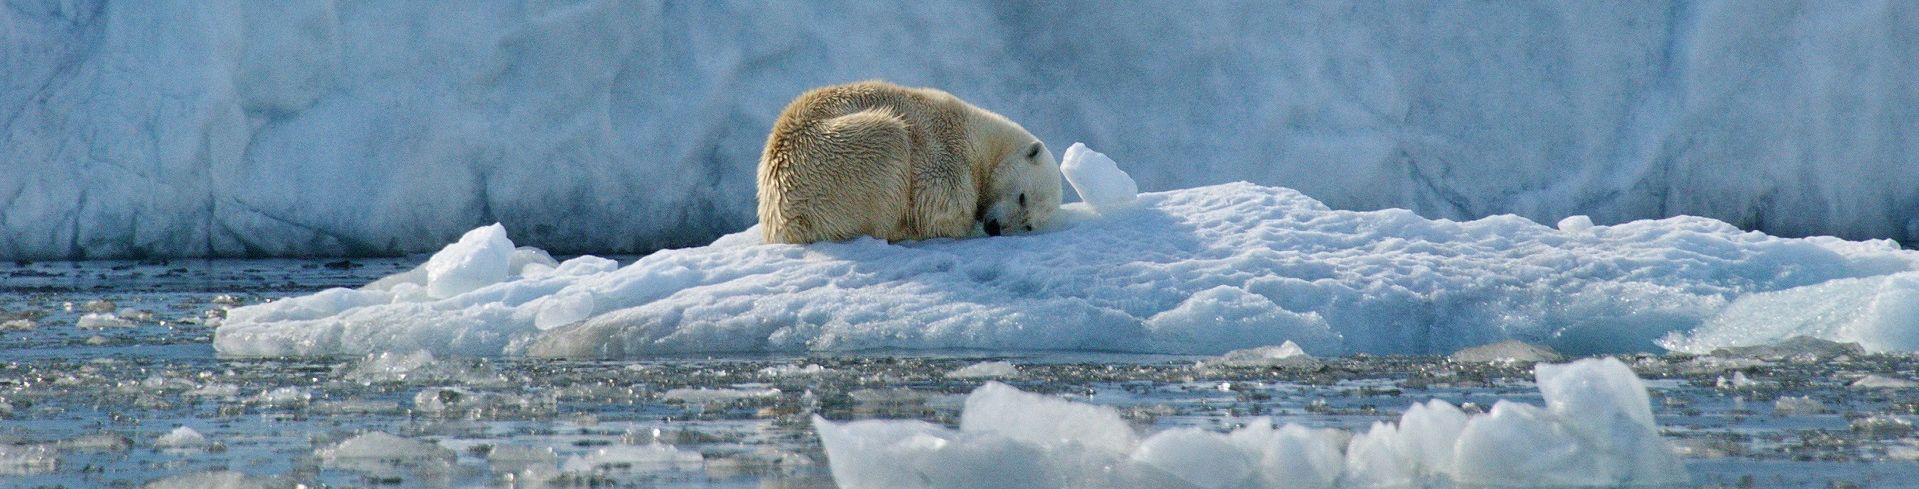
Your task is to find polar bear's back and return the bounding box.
[756,81,981,244]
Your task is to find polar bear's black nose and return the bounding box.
[984,220,1003,236]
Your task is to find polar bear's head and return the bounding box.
[981,141,1062,236]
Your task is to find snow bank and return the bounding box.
[817,358,1686,488]
[5,3,1918,260]
[216,170,1919,357]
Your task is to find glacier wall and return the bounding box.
[4,1,1916,259]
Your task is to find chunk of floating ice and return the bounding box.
[215,183,1919,358]
[484,444,557,473]
[317,432,454,474]
[140,471,275,489]
[947,361,1020,379]
[339,350,435,383]
[0,444,57,476]
[1448,340,1563,363]
[1715,371,1765,390]
[254,386,311,407]
[1059,142,1138,211]
[660,387,780,403]
[76,312,134,329]
[1850,374,1919,389]
[816,358,1687,489]
[155,426,209,449]
[1197,340,1316,369]
[1850,415,1916,437]
[422,223,514,299]
[760,363,832,377]
[1774,396,1826,415]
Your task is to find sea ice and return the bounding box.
[0,444,56,476]
[660,387,781,404]
[559,443,703,474]
[815,358,1686,489]
[216,178,1919,358]
[421,223,514,299]
[1850,375,1919,389]
[759,363,833,377]
[154,426,209,450]
[1662,274,1919,354]
[1060,143,1138,210]
[76,313,134,329]
[947,361,1020,379]
[1197,341,1316,369]
[1448,340,1564,363]
[316,432,454,474]
[1774,396,1827,415]
[141,471,273,489]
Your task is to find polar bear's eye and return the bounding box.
[1026,143,1041,160]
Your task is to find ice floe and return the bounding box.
[214,143,1919,358]
[816,358,1686,488]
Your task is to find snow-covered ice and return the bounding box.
[816,358,1686,489]
[5,3,1918,260]
[216,165,1919,357]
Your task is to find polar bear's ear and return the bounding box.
[1025,142,1044,161]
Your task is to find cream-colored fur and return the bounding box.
[757,80,1061,244]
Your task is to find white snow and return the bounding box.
[253,386,310,407]
[5,3,1918,260]
[1060,143,1137,211]
[217,170,1919,357]
[816,358,1685,489]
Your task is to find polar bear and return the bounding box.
[756,80,1062,244]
